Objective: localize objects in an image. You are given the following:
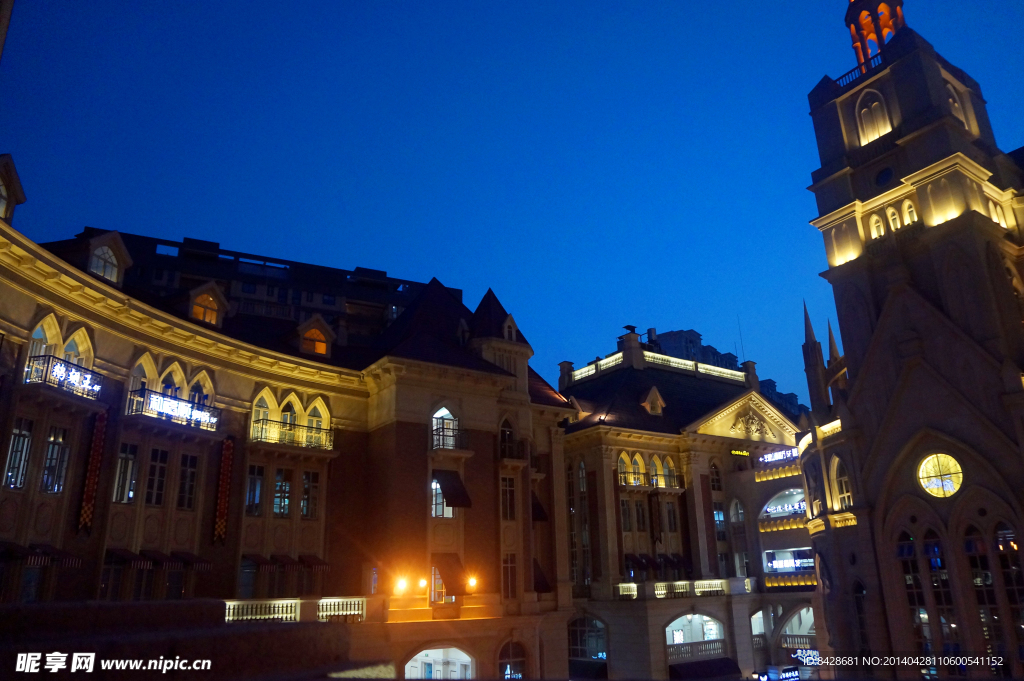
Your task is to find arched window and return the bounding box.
[887,207,901,231]
[710,463,722,492]
[903,200,918,225]
[280,403,297,444]
[89,246,118,283]
[856,90,892,145]
[252,397,270,439]
[301,328,327,355]
[730,499,744,523]
[946,84,967,128]
[500,419,515,458]
[568,617,606,677]
[631,454,645,486]
[129,364,148,393]
[869,214,885,239]
[432,407,458,449]
[505,323,515,341]
[832,457,853,510]
[650,455,663,487]
[996,205,1008,229]
[161,377,178,397]
[191,294,218,325]
[965,527,1002,655]
[897,531,933,653]
[307,406,322,429]
[922,531,959,654]
[63,339,82,366]
[498,641,527,680]
[995,524,1024,656]
[665,613,725,645]
[281,403,296,424]
[28,327,48,358]
[665,458,678,488]
[188,383,206,405]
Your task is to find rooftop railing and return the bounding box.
[835,53,884,88]
[24,355,103,399]
[127,389,220,431]
[250,418,333,450]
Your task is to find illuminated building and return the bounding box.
[800,0,1024,677]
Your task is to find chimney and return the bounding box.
[558,361,575,392]
[619,326,644,369]
[647,328,657,342]
[742,361,760,392]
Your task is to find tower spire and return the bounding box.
[803,301,817,344]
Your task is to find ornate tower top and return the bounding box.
[845,0,906,67]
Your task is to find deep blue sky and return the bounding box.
[1,1,1022,401]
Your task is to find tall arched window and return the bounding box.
[432,407,458,449]
[617,453,629,485]
[897,531,933,653]
[252,397,270,439]
[887,207,901,232]
[500,419,515,459]
[631,454,645,487]
[665,458,678,488]
[903,200,918,225]
[995,524,1024,657]
[498,641,527,680]
[129,364,148,393]
[301,328,327,355]
[191,294,218,324]
[832,457,853,510]
[856,90,892,145]
[710,463,722,492]
[307,406,322,429]
[946,84,967,129]
[869,214,885,239]
[89,246,118,283]
[63,339,82,366]
[965,527,1003,657]
[651,455,663,488]
[568,617,606,678]
[188,383,206,405]
[922,531,959,654]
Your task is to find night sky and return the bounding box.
[1,1,1021,401]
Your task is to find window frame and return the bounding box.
[112,443,139,504]
[177,454,199,510]
[3,417,34,490]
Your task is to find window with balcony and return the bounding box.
[39,427,70,494]
[113,443,138,503]
[432,407,462,450]
[502,553,517,599]
[301,328,327,355]
[273,469,292,518]
[145,449,169,506]
[501,476,515,521]
[301,471,319,519]
[191,294,219,325]
[3,418,33,489]
[62,339,84,366]
[245,465,264,516]
[177,454,198,510]
[89,246,119,283]
[252,397,270,438]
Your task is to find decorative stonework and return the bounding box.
[729,410,777,439]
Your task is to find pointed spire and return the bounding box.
[827,320,841,364]
[803,302,817,345]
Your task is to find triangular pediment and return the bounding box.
[688,390,798,445]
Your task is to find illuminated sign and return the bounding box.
[146,393,218,426]
[50,362,102,394]
[780,667,801,680]
[731,450,749,457]
[792,650,820,666]
[765,501,806,515]
[767,558,815,570]
[760,448,799,464]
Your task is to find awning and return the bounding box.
[431,552,467,596]
[531,492,549,522]
[299,554,330,573]
[30,544,82,568]
[105,548,153,570]
[139,550,184,571]
[640,554,660,571]
[271,554,302,572]
[0,542,50,567]
[242,554,277,573]
[533,559,552,593]
[432,469,472,508]
[171,551,213,572]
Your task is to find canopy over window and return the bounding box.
[432,469,472,508]
[431,552,467,596]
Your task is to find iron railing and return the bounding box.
[835,53,884,88]
[127,389,220,431]
[250,418,334,450]
[650,473,681,489]
[24,355,103,399]
[500,439,531,460]
[781,634,816,650]
[618,471,648,487]
[667,639,725,664]
[432,425,468,450]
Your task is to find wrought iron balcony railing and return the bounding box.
[650,473,681,489]
[432,425,468,451]
[618,471,648,487]
[500,439,531,460]
[127,389,221,431]
[250,418,333,450]
[24,355,103,399]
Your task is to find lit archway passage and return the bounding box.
[405,647,473,679]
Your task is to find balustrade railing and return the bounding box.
[752,634,767,652]
[618,471,648,487]
[432,425,469,450]
[24,355,103,399]
[650,472,681,489]
[225,599,298,623]
[250,418,333,449]
[317,597,365,622]
[666,639,726,663]
[781,634,816,650]
[835,53,885,88]
[127,389,221,431]
[616,579,727,600]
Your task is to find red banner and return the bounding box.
[78,410,108,533]
[213,437,234,544]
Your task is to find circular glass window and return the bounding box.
[918,453,963,498]
[875,167,894,186]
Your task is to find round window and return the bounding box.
[875,167,894,187]
[917,453,963,498]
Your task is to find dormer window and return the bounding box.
[301,329,327,355]
[505,324,514,341]
[641,386,666,416]
[191,294,219,325]
[89,247,119,283]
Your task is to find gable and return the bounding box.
[691,391,798,445]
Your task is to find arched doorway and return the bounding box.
[405,647,474,680]
[776,606,816,667]
[568,616,607,678]
[665,613,737,678]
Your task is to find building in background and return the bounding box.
[799,0,1024,678]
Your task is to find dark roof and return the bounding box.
[528,367,570,408]
[563,366,749,435]
[471,288,529,345]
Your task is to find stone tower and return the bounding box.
[800,1,1024,676]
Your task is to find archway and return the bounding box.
[665,612,727,664]
[405,646,474,680]
[568,616,607,679]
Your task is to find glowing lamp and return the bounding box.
[395,578,408,595]
[419,578,427,588]
[468,577,477,588]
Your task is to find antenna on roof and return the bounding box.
[736,315,747,361]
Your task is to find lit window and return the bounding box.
[887,207,901,231]
[833,457,854,509]
[869,214,885,239]
[946,84,967,129]
[857,90,892,145]
[714,502,727,541]
[89,246,119,283]
[39,427,70,494]
[918,453,963,498]
[274,468,292,517]
[710,463,722,492]
[431,479,454,518]
[112,443,138,503]
[191,294,219,324]
[63,339,84,366]
[902,200,918,225]
[3,418,34,489]
[498,642,527,680]
[568,617,606,662]
[301,328,327,355]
